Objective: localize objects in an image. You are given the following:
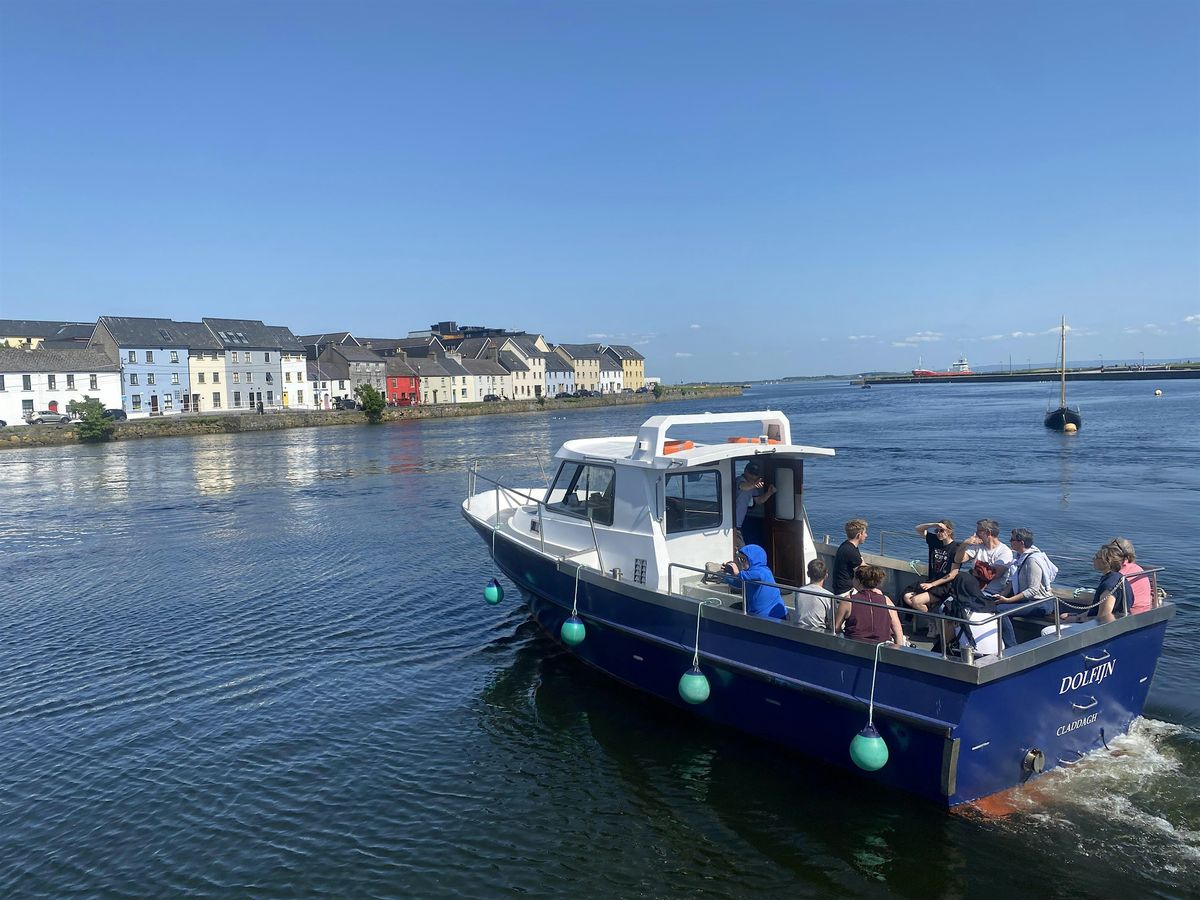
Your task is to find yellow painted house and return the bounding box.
[604,345,646,390]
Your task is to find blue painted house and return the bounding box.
[90,316,196,417]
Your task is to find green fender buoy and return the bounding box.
[483,578,504,605]
[678,666,711,704]
[560,615,586,646]
[850,724,889,771]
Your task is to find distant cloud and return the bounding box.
[899,331,942,343]
[674,351,693,358]
[1123,324,1168,335]
[1184,314,1200,324]
[892,341,916,348]
[819,337,830,343]
[847,334,876,342]
[587,332,609,339]
[980,334,1006,341]
[690,323,701,330]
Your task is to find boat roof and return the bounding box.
[556,410,836,469]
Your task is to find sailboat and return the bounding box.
[1043,316,1082,431]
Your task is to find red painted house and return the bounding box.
[386,357,420,406]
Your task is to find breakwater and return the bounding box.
[0,385,742,450]
[862,365,1199,386]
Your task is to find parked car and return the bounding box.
[0,420,6,427]
[482,394,501,402]
[635,386,650,394]
[334,397,359,410]
[554,391,572,400]
[27,410,71,425]
[102,408,128,421]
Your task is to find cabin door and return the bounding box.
[762,459,806,588]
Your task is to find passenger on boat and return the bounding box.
[1045,544,1130,635]
[723,544,787,620]
[794,559,834,631]
[1109,537,1153,613]
[734,462,775,549]
[832,519,868,595]
[834,565,904,645]
[953,518,1013,593]
[902,520,960,634]
[995,527,1059,648]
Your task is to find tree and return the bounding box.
[652,383,664,399]
[354,383,386,423]
[68,396,115,442]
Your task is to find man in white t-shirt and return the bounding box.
[794,558,834,630]
[953,517,1014,594]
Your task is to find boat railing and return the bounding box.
[468,463,606,569]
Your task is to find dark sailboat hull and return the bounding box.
[1044,406,1082,431]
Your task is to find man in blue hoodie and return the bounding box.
[724,544,787,620]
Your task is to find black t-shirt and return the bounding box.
[833,540,862,594]
[926,532,960,582]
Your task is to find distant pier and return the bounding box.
[859,366,1199,386]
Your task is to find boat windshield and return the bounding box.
[546,461,615,526]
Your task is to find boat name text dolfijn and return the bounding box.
[1059,659,1116,694]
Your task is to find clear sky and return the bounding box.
[1,1,1197,380]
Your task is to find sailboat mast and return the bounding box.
[1060,317,1066,408]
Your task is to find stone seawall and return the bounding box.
[0,387,742,450]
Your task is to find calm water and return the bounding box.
[1,380,1198,897]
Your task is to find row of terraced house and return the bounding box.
[0,317,647,422]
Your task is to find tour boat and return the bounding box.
[462,411,1172,808]
[1044,317,1082,431]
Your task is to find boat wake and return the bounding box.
[984,718,1200,885]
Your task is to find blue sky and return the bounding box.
[1,1,1196,380]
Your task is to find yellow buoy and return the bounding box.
[1154,389,1163,397]
[1064,423,1078,434]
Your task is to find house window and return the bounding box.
[546,462,616,526]
[213,372,220,383]
[265,372,273,384]
[68,374,77,390]
[198,372,206,383]
[339,380,346,390]
[285,371,291,382]
[0,375,4,391]
[212,393,221,408]
[231,351,239,363]
[665,470,723,533]
[233,372,240,383]
[171,373,179,384]
[170,351,179,363]
[461,388,467,397]
[266,391,273,405]
[22,375,32,391]
[147,373,156,385]
[90,374,98,390]
[132,394,142,410]
[297,390,304,404]
[233,391,242,407]
[163,394,173,409]
[146,351,154,363]
[264,352,270,363]
[128,350,136,363]
[48,374,57,389]
[22,398,34,416]
[129,373,139,385]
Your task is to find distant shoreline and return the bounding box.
[0,385,742,451]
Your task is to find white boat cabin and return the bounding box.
[488,411,834,590]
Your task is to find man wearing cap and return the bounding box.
[734,461,775,549]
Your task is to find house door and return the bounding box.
[48,401,59,412]
[150,395,159,413]
[192,393,201,411]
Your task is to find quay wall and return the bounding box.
[0,386,742,450]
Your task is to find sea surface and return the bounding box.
[1,379,1197,897]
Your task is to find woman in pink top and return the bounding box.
[1109,537,1153,614]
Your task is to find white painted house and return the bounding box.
[0,347,121,424]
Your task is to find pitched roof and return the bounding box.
[406,357,452,379]
[544,354,573,374]
[313,349,349,379]
[506,334,546,357]
[331,344,385,365]
[388,336,446,358]
[0,320,94,340]
[454,337,494,359]
[461,358,509,376]
[171,321,224,351]
[497,350,528,373]
[385,357,417,377]
[0,347,119,373]
[600,356,623,373]
[202,318,285,349]
[605,344,645,361]
[555,343,606,360]
[97,316,195,348]
[264,325,306,352]
[298,332,358,346]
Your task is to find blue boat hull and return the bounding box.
[469,516,1169,807]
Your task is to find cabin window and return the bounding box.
[665,470,722,533]
[546,461,615,526]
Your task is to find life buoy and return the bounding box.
[663,440,695,454]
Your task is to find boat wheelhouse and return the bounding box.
[462,411,1172,807]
